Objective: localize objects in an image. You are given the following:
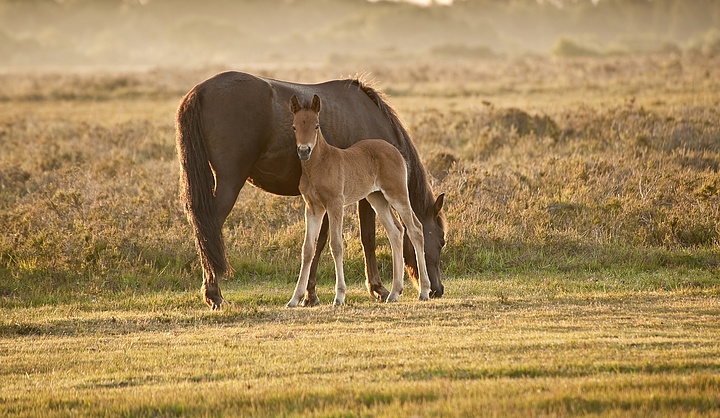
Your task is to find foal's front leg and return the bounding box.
[287,205,325,308]
[327,207,347,306]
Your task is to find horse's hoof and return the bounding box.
[201,282,223,310]
[386,293,400,303]
[301,294,321,307]
[370,284,390,302]
[286,300,299,308]
[418,293,430,302]
[333,298,345,307]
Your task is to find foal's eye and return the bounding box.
[292,126,296,131]
[315,124,320,130]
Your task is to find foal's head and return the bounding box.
[289,94,321,161]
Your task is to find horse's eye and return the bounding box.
[315,124,320,130]
[292,126,296,131]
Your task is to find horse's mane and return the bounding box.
[349,77,441,222]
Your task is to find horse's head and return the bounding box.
[289,94,321,161]
[405,193,446,298]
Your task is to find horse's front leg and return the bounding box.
[302,215,329,307]
[359,199,390,302]
[288,205,325,308]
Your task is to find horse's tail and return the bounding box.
[175,88,229,282]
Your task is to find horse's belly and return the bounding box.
[248,157,301,196]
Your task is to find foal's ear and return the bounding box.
[433,193,445,216]
[289,95,302,114]
[311,94,321,113]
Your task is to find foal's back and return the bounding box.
[331,139,408,205]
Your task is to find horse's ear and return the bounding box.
[311,94,321,113]
[289,95,302,114]
[433,193,445,216]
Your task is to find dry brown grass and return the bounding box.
[1,55,719,305]
[0,54,719,416]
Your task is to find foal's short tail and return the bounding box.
[175,88,229,282]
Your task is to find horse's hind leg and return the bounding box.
[198,178,245,309]
[366,192,405,303]
[198,149,254,309]
[359,199,390,302]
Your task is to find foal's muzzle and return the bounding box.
[297,145,312,161]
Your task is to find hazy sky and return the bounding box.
[370,0,454,5]
[1,0,716,69]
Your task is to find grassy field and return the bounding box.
[1,54,719,416]
[2,280,719,417]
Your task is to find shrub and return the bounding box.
[552,36,600,57]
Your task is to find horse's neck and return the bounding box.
[401,149,434,214]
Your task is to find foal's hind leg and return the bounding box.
[366,192,405,303]
[388,198,432,301]
[326,205,347,306]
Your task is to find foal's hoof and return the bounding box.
[333,296,346,307]
[301,293,321,307]
[201,282,224,310]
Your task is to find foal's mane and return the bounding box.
[348,77,441,222]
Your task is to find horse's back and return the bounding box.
[191,71,399,152]
[185,71,406,196]
[263,78,399,149]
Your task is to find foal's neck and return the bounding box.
[300,127,333,173]
[311,127,333,158]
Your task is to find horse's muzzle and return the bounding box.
[297,145,312,161]
[431,283,444,298]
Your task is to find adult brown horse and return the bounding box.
[175,71,445,309]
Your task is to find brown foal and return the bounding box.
[287,94,431,307]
